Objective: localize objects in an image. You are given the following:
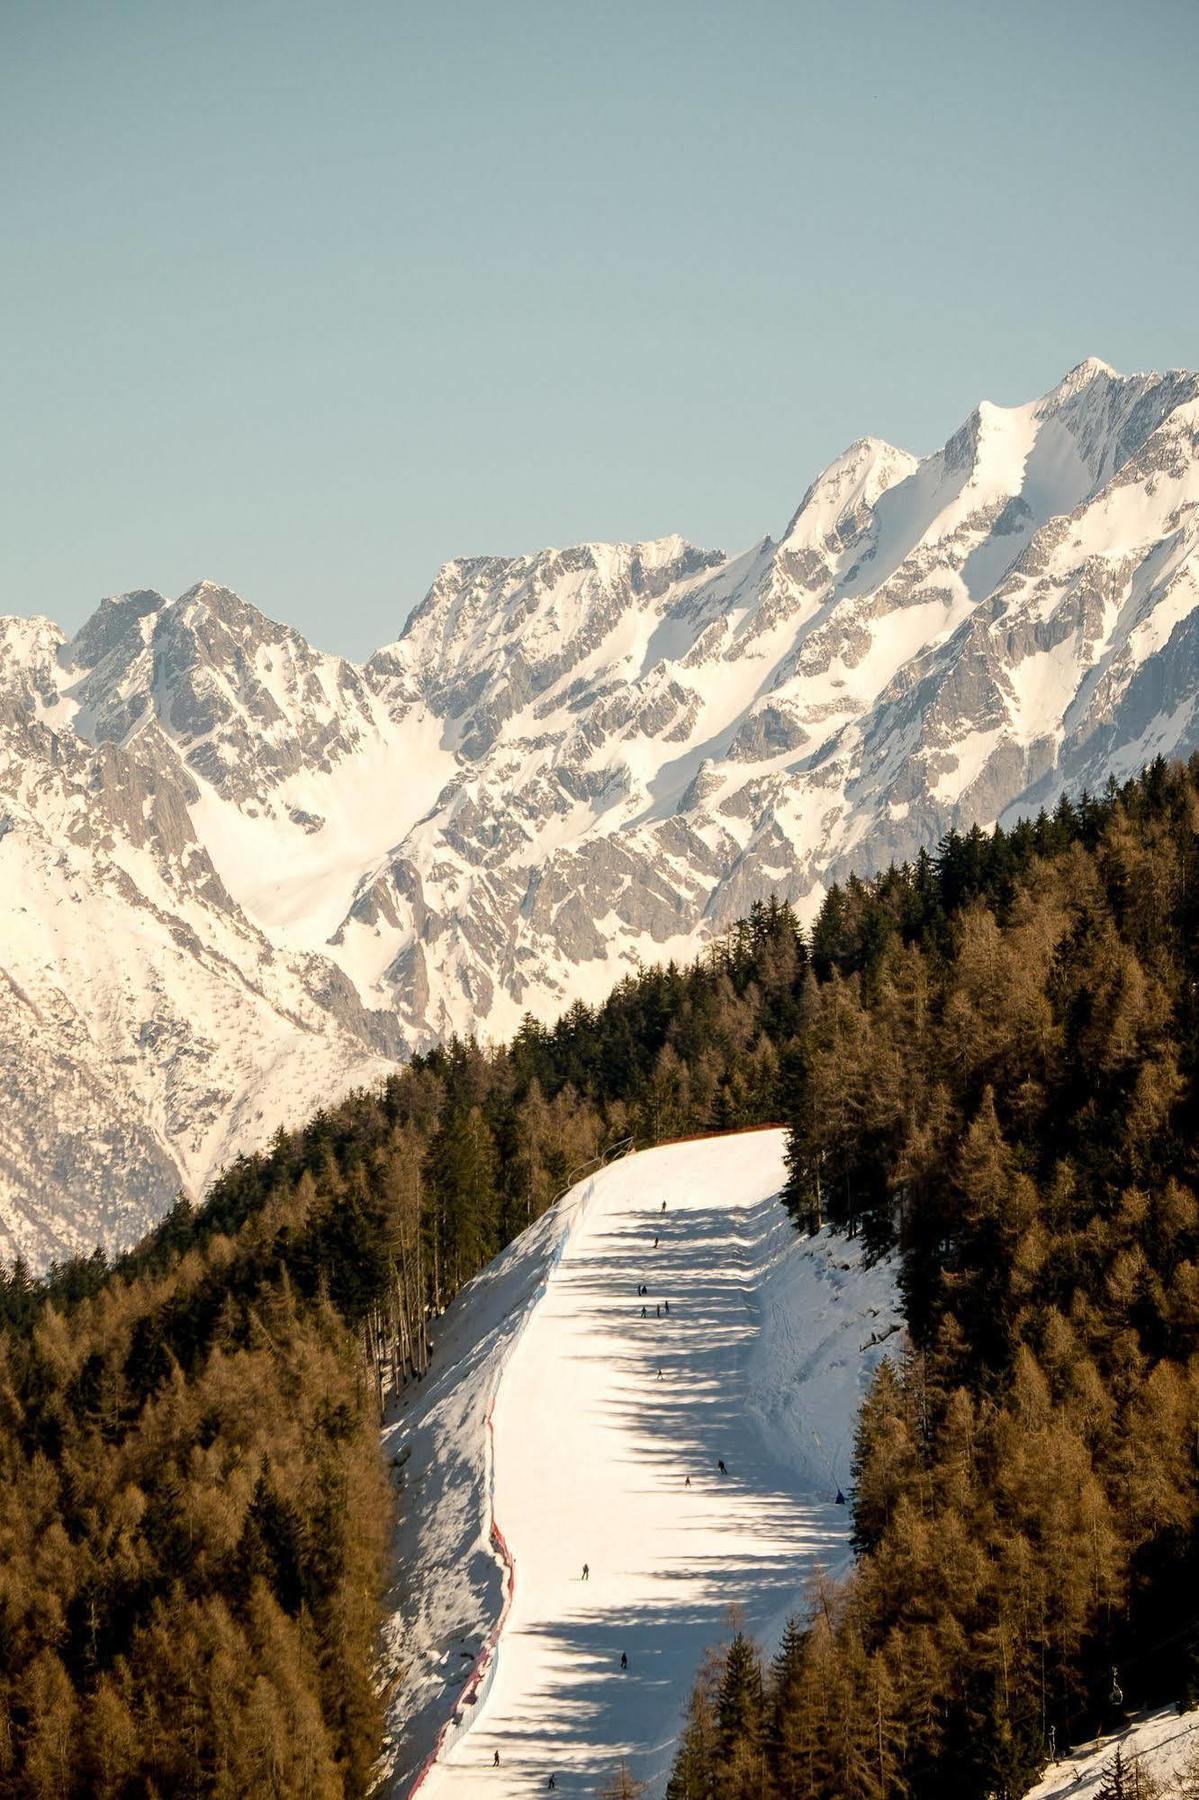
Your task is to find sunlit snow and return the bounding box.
[382,1131,898,1798]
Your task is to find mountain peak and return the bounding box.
[173,579,266,626]
[165,582,321,663]
[68,589,166,672]
[1044,356,1120,405]
[391,534,722,665]
[1069,354,1117,380]
[783,434,917,544]
[177,578,237,607]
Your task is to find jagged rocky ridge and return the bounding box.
[3,357,1199,1262]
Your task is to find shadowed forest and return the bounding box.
[1,758,1197,1796]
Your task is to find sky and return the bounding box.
[2,0,1196,660]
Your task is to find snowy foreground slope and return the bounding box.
[8,357,1199,1260]
[378,1130,898,1797]
[1026,1706,1199,1798]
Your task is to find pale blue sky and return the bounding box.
[2,0,1196,658]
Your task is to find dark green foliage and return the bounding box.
[718,1632,764,1757]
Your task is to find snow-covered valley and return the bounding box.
[378,1130,899,1797]
[6,358,1199,1262]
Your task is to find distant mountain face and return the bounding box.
[4,357,1199,1263]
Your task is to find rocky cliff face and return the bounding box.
[4,359,1199,1262]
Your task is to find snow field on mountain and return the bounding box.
[383,1130,898,1798]
[186,703,455,948]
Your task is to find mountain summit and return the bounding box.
[4,360,1199,1262]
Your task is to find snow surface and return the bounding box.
[380,1129,898,1798]
[1027,1705,1199,1798]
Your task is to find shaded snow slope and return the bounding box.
[377,1174,588,1787]
[380,1130,898,1798]
[1026,1706,1199,1797]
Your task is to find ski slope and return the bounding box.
[381,1129,898,1797]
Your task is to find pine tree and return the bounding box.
[667,1649,722,1800]
[1094,1744,1162,1800]
[717,1633,764,1755]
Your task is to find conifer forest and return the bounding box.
[2,757,1198,1796]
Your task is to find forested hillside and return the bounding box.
[2,758,1197,1795]
[0,885,801,1793]
[669,756,1199,1800]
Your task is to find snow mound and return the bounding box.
[381,1128,898,1797]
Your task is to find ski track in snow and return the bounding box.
[382,1130,898,1798]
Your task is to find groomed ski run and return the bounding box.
[380,1128,899,1796]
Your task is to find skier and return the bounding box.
[653,1235,659,1248]
[582,1562,589,1580]
[656,1303,660,1318]
[718,1458,727,1474]
[685,1474,691,1487]
[620,1652,628,1671]
[664,1300,670,1315]
[661,1199,666,1211]
[656,1367,663,1380]
[641,1305,647,1317]
[493,1750,500,1767]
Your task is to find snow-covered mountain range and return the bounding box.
[4,357,1199,1263]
